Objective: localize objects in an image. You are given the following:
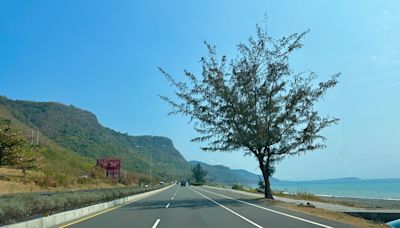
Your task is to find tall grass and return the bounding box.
[272,190,325,202]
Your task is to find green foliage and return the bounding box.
[0,123,25,166]
[231,184,245,191]
[0,122,42,175]
[0,96,191,181]
[189,160,273,185]
[257,177,265,192]
[0,185,164,225]
[160,25,339,198]
[191,163,207,183]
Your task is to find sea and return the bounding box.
[251,178,400,200]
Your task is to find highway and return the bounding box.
[60,184,355,228]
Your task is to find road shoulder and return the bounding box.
[200,185,389,228]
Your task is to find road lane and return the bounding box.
[64,185,177,228]
[61,184,356,228]
[193,186,355,228]
[159,184,257,228]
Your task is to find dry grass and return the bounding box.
[273,190,362,208]
[0,181,42,195]
[0,167,126,195]
[273,190,327,202]
[275,201,390,228]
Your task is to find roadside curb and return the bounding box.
[1,185,174,228]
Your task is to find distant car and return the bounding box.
[180,181,186,186]
[159,181,165,185]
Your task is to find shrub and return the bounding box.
[295,191,322,201]
[231,184,244,190]
[190,182,204,186]
[35,175,57,188]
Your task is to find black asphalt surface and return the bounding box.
[62,185,355,228]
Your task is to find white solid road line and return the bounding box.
[152,219,160,228]
[166,203,170,208]
[189,187,263,228]
[196,187,334,228]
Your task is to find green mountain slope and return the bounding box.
[0,96,190,180]
[189,160,279,185]
[0,103,93,178]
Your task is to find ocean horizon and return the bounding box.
[249,178,400,200]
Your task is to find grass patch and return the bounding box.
[230,187,360,208]
[273,190,325,202]
[231,184,259,193]
[0,167,128,195]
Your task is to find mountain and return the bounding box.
[0,96,191,180]
[189,160,279,185]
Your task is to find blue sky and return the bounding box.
[1,0,399,180]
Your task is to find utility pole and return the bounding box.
[31,130,34,145]
[149,154,152,187]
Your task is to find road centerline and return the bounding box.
[195,187,333,228]
[189,187,263,228]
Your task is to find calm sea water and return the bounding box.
[253,179,400,200]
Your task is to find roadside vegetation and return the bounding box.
[0,96,191,189]
[0,185,164,226]
[227,184,361,208]
[191,163,207,186]
[273,190,324,202]
[0,120,134,193]
[0,97,188,195]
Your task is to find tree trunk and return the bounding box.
[258,155,274,199]
[263,173,273,199]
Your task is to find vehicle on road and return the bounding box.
[180,181,186,186]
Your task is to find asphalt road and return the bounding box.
[61,185,355,228]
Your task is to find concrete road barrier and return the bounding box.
[1,185,173,228]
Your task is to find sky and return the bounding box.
[0,0,399,180]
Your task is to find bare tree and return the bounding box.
[160,26,339,199]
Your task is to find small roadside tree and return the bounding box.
[0,123,42,175]
[160,25,339,199]
[0,124,25,166]
[191,163,207,184]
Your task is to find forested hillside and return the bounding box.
[0,96,190,181]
